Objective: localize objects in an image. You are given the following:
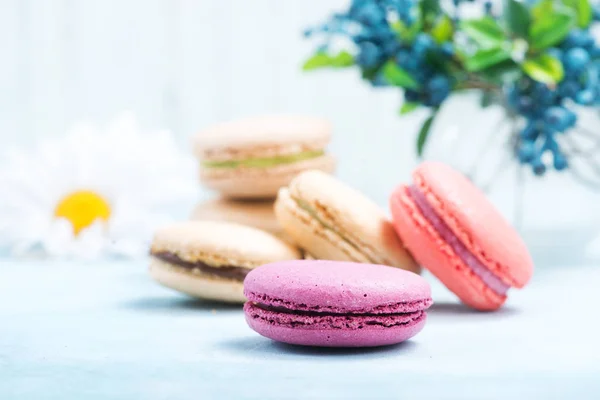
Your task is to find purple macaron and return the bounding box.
[243,260,432,347]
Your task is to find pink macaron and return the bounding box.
[389,161,534,311]
[243,260,432,347]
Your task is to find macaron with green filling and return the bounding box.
[193,115,335,199]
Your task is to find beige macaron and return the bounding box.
[149,221,302,303]
[274,170,419,273]
[193,115,336,199]
[190,198,281,236]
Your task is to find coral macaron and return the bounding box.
[389,161,534,311]
[243,260,432,347]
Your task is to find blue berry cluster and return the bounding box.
[305,0,453,107]
[304,0,600,177]
[509,28,600,175]
[397,35,454,107]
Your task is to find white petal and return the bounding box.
[42,219,76,258]
[71,221,107,260]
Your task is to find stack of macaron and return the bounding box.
[190,115,336,237]
[148,114,534,348]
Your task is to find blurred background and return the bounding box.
[1,0,599,263]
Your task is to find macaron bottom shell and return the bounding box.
[150,259,246,303]
[244,303,427,347]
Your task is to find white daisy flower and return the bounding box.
[0,112,197,260]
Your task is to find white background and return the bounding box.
[1,0,599,257]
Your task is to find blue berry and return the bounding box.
[352,32,370,43]
[544,107,573,132]
[531,157,546,176]
[563,29,595,49]
[356,41,382,68]
[517,96,533,113]
[563,48,590,72]
[354,3,386,26]
[585,64,599,87]
[383,40,400,56]
[559,80,580,99]
[565,108,577,128]
[553,153,568,171]
[547,48,563,61]
[371,73,389,87]
[575,88,595,105]
[404,90,420,102]
[395,49,410,65]
[440,42,454,57]
[518,140,536,163]
[425,75,451,106]
[520,122,538,140]
[542,134,559,152]
[413,34,434,56]
[427,75,450,93]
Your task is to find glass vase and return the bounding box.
[423,92,600,267]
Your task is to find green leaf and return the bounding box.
[391,20,407,37]
[392,19,423,42]
[382,61,420,89]
[405,19,423,41]
[417,113,436,157]
[529,9,575,50]
[460,17,506,48]
[532,0,554,20]
[302,51,354,71]
[522,53,564,84]
[361,68,378,81]
[506,0,530,38]
[419,0,441,15]
[431,16,453,43]
[479,61,521,84]
[564,0,593,27]
[465,47,512,72]
[419,0,441,27]
[400,102,420,115]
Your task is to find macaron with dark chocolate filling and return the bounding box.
[149,221,302,303]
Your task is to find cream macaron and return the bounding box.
[149,221,301,303]
[190,198,281,236]
[274,170,419,273]
[193,115,336,199]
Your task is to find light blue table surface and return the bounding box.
[1,259,599,400]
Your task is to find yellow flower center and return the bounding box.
[54,190,111,235]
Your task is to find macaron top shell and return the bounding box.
[414,162,533,287]
[280,170,417,270]
[244,260,431,313]
[151,221,301,268]
[193,115,331,160]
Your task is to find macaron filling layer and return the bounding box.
[292,196,376,262]
[246,291,433,314]
[244,302,426,330]
[202,150,325,169]
[151,251,250,281]
[407,185,510,296]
